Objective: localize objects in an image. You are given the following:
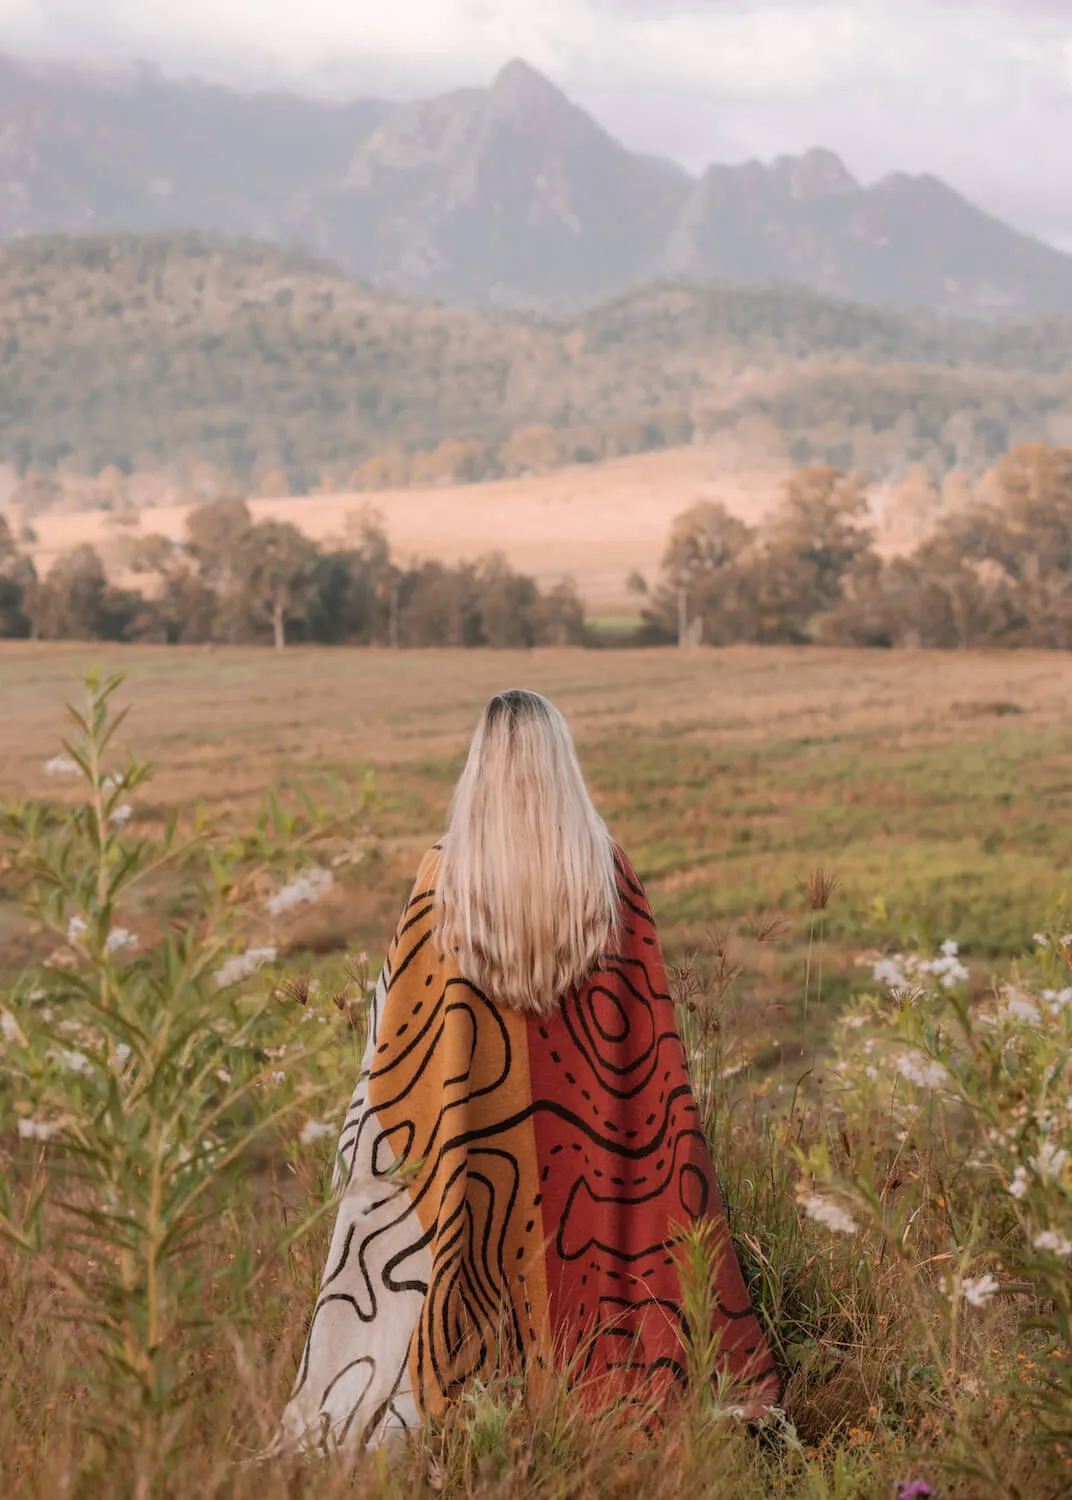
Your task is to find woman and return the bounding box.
[276,690,776,1455]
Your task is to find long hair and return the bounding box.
[436,690,619,1016]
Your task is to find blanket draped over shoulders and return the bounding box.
[276,846,776,1454]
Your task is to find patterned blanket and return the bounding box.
[276,846,775,1454]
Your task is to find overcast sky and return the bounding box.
[4,0,1072,249]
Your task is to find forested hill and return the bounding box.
[3,233,1071,491]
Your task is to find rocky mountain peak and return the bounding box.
[771,148,860,201]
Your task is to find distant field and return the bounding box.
[27,447,791,614]
[5,641,1072,1064]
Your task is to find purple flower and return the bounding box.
[895,1484,934,1500]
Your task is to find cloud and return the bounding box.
[3,0,1071,249]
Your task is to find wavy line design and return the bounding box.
[276,847,775,1455]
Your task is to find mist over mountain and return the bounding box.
[3,52,1072,316]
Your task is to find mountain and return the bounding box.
[2,53,1072,316]
[295,59,689,308]
[3,233,1070,490]
[664,151,1072,318]
[0,54,391,242]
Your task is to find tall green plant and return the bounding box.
[0,672,359,1493]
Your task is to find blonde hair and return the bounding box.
[436,690,619,1016]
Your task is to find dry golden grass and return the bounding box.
[3,641,1071,809]
[28,446,790,613]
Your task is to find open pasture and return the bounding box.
[3,642,1072,1499]
[4,640,1072,1004]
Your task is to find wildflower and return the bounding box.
[1047,989,1072,1015]
[215,946,277,988]
[1008,1166,1030,1199]
[44,755,78,775]
[67,915,88,944]
[299,1119,335,1145]
[1,1010,21,1044]
[1005,993,1041,1025]
[114,1043,131,1066]
[266,867,334,917]
[961,1273,1000,1309]
[895,1483,933,1500]
[56,1049,90,1074]
[18,1118,61,1142]
[111,804,133,828]
[895,1053,948,1090]
[1033,933,1049,948]
[802,1193,858,1236]
[873,957,907,988]
[1030,1141,1069,1183]
[102,773,125,791]
[105,927,138,955]
[1033,1230,1072,1258]
[216,1067,232,1086]
[269,1070,287,1086]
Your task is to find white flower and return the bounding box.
[67,915,88,944]
[1,1010,21,1044]
[895,1053,949,1090]
[962,1273,1000,1309]
[105,927,138,955]
[1048,989,1072,1016]
[299,1119,335,1145]
[269,1070,286,1086]
[111,804,133,827]
[1031,1141,1069,1183]
[216,1067,232,1086]
[1008,1166,1030,1199]
[941,939,960,958]
[802,1193,858,1235]
[44,755,78,775]
[18,1117,61,1142]
[842,1015,867,1030]
[57,1049,90,1074]
[865,1066,879,1080]
[1033,1230,1072,1258]
[1005,994,1041,1025]
[102,773,125,791]
[1034,933,1049,947]
[215,946,277,988]
[873,958,907,988]
[114,1043,131,1066]
[265,867,334,917]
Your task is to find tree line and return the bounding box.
[644,443,1072,650]
[0,500,585,649]
[4,442,1072,651]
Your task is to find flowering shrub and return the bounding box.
[799,932,1072,1463]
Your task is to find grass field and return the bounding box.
[4,640,1072,962]
[2,642,1072,1497]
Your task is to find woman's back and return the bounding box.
[276,843,776,1454]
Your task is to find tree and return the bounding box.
[754,467,875,642]
[537,578,586,646]
[235,522,316,649]
[29,546,143,642]
[0,515,35,639]
[259,470,291,499]
[471,554,542,647]
[647,501,758,645]
[185,496,253,642]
